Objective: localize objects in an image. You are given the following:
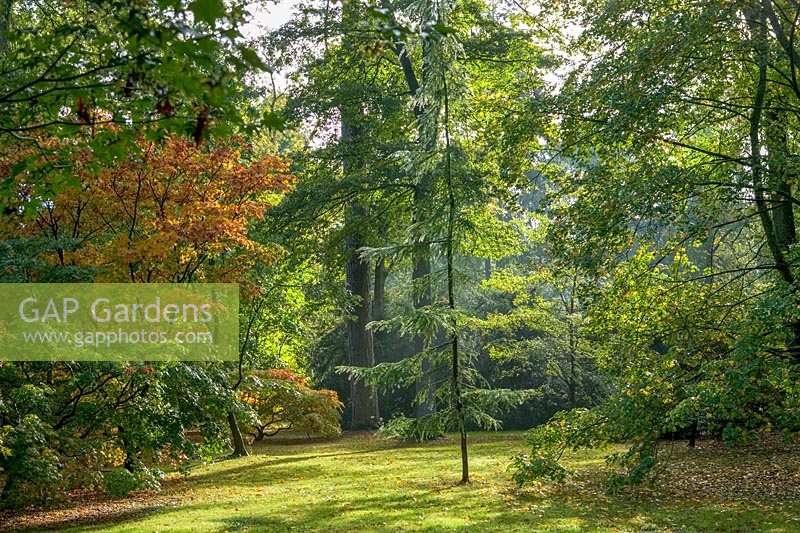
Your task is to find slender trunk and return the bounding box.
[443,70,468,484]
[688,419,699,448]
[228,298,260,457]
[228,411,249,457]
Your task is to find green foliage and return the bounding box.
[104,466,164,498]
[509,453,567,485]
[8,0,800,511]
[0,415,62,508]
[377,415,444,442]
[1,0,274,205]
[510,408,606,487]
[0,361,235,507]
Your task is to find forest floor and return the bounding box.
[3,431,800,532]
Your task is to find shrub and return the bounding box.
[240,369,343,439]
[0,415,63,509]
[104,466,164,498]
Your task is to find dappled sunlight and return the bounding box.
[5,433,800,532]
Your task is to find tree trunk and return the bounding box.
[765,106,800,357]
[443,72,468,484]
[765,109,797,251]
[228,411,249,457]
[342,118,379,430]
[373,259,387,322]
[391,33,438,419]
[748,10,800,361]
[0,0,11,53]
[345,214,379,429]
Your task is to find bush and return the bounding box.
[0,415,63,509]
[241,369,343,439]
[104,466,163,498]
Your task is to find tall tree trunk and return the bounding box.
[765,106,800,357]
[443,70,468,484]
[765,108,797,251]
[342,119,379,430]
[227,411,249,457]
[339,0,378,429]
[391,28,438,419]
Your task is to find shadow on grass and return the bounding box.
[10,433,800,532]
[41,485,788,533]
[0,502,175,532]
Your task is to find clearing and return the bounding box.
[3,432,800,532]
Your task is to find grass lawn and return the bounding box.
[4,432,800,532]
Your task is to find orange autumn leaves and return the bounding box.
[3,137,293,283]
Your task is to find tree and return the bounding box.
[338,0,545,483]
[511,0,800,488]
[0,134,292,505]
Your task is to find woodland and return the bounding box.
[2,0,800,531]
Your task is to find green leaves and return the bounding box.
[189,0,226,25]
[262,110,288,131]
[240,46,269,71]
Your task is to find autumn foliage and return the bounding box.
[1,136,293,282]
[240,369,343,440]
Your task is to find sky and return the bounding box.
[242,0,299,38]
